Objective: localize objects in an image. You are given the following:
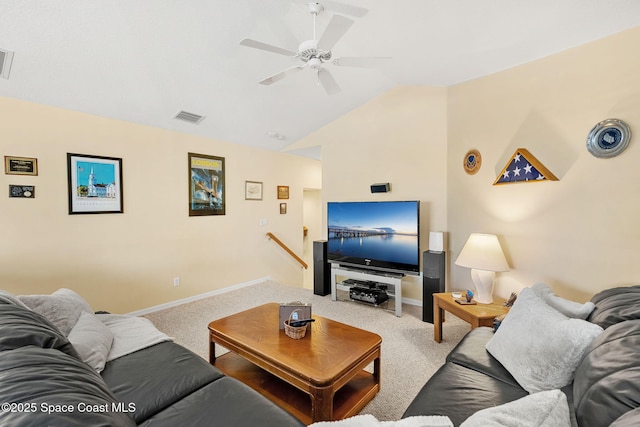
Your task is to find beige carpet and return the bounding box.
[143,280,469,422]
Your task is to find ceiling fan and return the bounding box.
[240,2,389,95]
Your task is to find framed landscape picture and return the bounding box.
[67,153,123,214]
[189,152,225,216]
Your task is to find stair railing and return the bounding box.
[266,232,308,269]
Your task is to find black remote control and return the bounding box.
[289,319,315,327]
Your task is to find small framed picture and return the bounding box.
[67,153,123,214]
[5,156,38,176]
[245,181,263,200]
[277,185,289,199]
[280,203,287,214]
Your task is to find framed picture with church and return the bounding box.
[67,153,123,214]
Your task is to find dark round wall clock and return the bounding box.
[586,118,631,158]
[463,149,482,175]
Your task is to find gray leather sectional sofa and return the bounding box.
[0,298,304,426]
[402,285,640,426]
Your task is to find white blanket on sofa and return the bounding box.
[309,414,453,427]
[97,314,172,362]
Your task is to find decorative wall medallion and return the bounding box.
[494,148,558,185]
[586,118,631,158]
[463,149,482,175]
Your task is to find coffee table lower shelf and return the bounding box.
[214,352,379,425]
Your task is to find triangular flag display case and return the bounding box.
[494,148,558,185]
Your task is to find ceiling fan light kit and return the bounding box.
[239,1,388,95]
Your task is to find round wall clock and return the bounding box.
[463,149,482,175]
[586,118,631,158]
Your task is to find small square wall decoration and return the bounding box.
[493,148,558,185]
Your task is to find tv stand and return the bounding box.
[330,265,404,317]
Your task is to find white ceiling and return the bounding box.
[2,1,640,160]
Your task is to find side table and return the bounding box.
[433,292,510,343]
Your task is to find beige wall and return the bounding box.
[0,97,321,313]
[447,27,640,302]
[295,28,640,305]
[295,86,449,301]
[3,27,638,313]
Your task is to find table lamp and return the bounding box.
[455,233,509,304]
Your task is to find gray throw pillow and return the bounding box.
[19,288,94,336]
[531,282,595,319]
[68,311,114,372]
[486,287,603,393]
[460,389,570,427]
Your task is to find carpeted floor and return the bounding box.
[143,280,469,421]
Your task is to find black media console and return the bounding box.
[345,279,390,305]
[330,265,404,317]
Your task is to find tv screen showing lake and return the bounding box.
[327,201,420,266]
[328,234,418,264]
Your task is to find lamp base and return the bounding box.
[470,269,495,304]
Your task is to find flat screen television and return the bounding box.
[327,201,420,275]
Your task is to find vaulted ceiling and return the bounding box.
[2,1,640,159]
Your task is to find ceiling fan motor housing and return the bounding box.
[298,40,332,62]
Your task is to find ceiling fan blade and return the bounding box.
[317,69,341,95]
[323,0,368,18]
[259,65,305,85]
[317,14,354,52]
[240,38,297,57]
[332,56,392,68]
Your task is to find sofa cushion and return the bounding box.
[531,282,595,319]
[139,376,305,427]
[460,389,570,427]
[402,362,528,427]
[101,341,224,423]
[18,288,93,335]
[486,287,603,393]
[588,285,640,329]
[0,346,136,427]
[0,301,79,359]
[68,311,114,372]
[446,327,520,388]
[573,319,640,427]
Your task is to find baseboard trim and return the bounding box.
[128,276,421,316]
[402,296,422,307]
[128,276,271,316]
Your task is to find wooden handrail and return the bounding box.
[266,232,308,269]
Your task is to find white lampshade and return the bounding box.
[455,233,509,272]
[455,233,509,304]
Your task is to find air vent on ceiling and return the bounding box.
[174,110,205,124]
[0,48,15,80]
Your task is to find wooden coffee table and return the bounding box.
[208,303,381,424]
[433,292,510,343]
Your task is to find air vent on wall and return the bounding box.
[0,48,15,80]
[174,110,205,124]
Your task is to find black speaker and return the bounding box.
[313,240,331,296]
[370,183,390,193]
[422,251,446,323]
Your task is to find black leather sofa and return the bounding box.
[0,298,304,426]
[402,285,640,426]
